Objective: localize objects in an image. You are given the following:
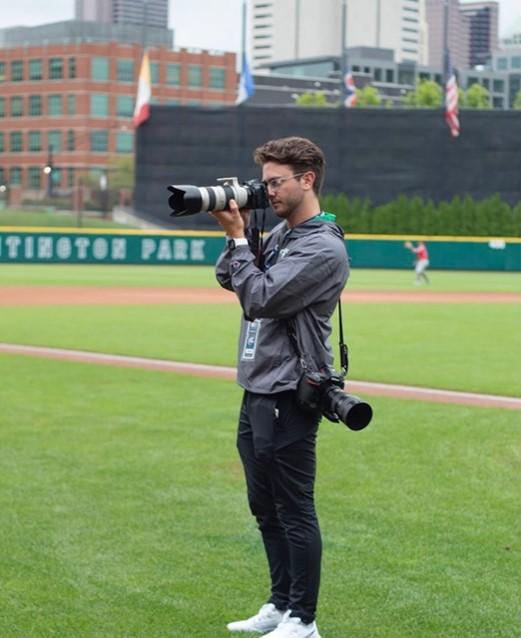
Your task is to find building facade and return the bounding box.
[75,0,169,29]
[425,0,470,70]
[460,1,499,67]
[249,0,429,68]
[0,30,237,202]
[254,46,511,109]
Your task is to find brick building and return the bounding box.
[0,27,237,205]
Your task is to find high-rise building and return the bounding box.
[460,1,499,67]
[425,0,469,69]
[249,0,429,68]
[75,0,169,30]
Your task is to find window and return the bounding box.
[209,67,226,89]
[29,95,42,116]
[497,57,508,71]
[29,59,43,80]
[512,56,521,69]
[49,58,64,80]
[48,95,63,116]
[117,59,134,82]
[374,68,382,81]
[0,167,4,183]
[11,60,23,81]
[68,57,76,78]
[116,95,134,117]
[68,168,75,187]
[48,131,62,152]
[67,95,76,115]
[493,79,504,92]
[0,97,4,117]
[0,132,4,153]
[67,130,75,151]
[116,131,133,153]
[28,131,42,152]
[0,62,5,82]
[188,64,202,88]
[10,132,23,153]
[386,69,394,83]
[91,94,109,117]
[51,168,62,188]
[10,167,22,185]
[28,167,41,189]
[11,96,23,117]
[167,63,180,85]
[151,62,159,84]
[90,130,108,152]
[92,57,109,81]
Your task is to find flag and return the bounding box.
[344,70,357,108]
[445,70,460,138]
[236,52,255,105]
[133,50,151,127]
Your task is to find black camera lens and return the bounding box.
[324,386,373,431]
[167,178,269,217]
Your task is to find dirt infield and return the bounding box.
[1,285,520,306]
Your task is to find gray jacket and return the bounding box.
[215,216,349,394]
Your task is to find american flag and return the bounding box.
[344,71,357,108]
[445,70,460,138]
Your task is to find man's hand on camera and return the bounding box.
[210,199,250,239]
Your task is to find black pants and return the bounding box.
[237,390,322,625]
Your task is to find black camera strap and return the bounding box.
[250,209,267,270]
[286,298,349,378]
[337,299,349,377]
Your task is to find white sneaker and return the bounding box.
[262,613,322,638]
[227,603,286,633]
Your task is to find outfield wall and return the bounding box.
[0,228,520,271]
[135,106,521,230]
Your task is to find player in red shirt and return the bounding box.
[405,241,430,285]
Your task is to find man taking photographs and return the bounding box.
[212,136,349,638]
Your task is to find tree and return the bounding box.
[513,90,521,110]
[107,156,134,191]
[294,91,331,107]
[355,86,381,107]
[464,83,491,109]
[404,80,443,107]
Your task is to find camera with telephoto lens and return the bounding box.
[167,177,269,217]
[296,369,373,431]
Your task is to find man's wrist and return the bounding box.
[227,237,249,250]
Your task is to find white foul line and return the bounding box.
[1,342,520,410]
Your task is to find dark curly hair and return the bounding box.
[253,136,326,195]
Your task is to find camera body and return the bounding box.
[167,177,269,217]
[296,368,373,431]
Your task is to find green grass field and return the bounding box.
[0,208,134,229]
[0,265,520,637]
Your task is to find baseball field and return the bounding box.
[0,264,520,638]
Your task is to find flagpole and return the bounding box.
[442,0,450,87]
[241,0,246,66]
[340,0,347,96]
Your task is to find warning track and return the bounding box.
[1,343,520,411]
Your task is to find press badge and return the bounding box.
[241,319,261,360]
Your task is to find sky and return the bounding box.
[0,0,520,53]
